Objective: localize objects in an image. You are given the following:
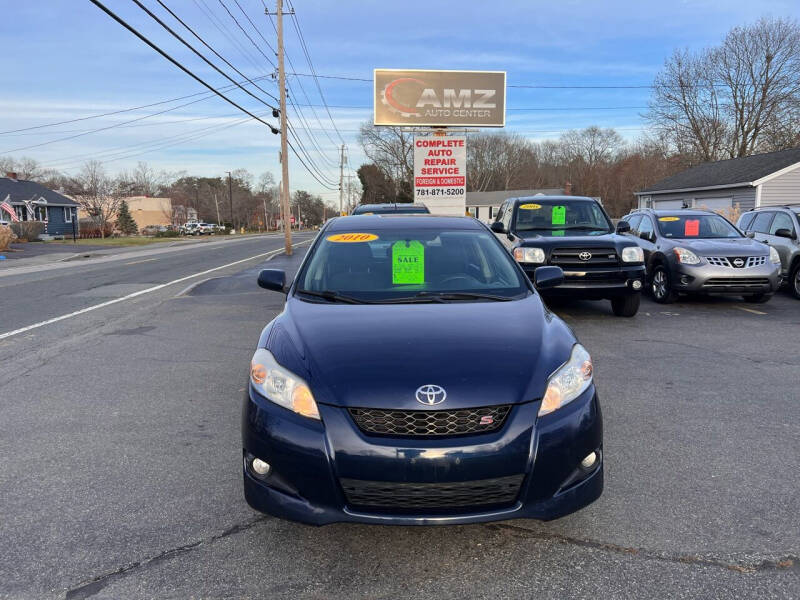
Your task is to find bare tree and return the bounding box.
[70,161,126,238]
[358,124,414,200]
[647,17,800,161]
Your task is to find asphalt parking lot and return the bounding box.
[1,243,798,599]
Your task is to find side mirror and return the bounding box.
[774,228,796,240]
[640,231,654,242]
[257,269,287,293]
[490,221,506,234]
[745,231,755,238]
[616,221,631,234]
[533,266,564,290]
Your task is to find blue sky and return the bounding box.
[1,0,798,202]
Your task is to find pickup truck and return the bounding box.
[491,196,645,316]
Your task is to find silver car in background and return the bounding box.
[620,209,781,304]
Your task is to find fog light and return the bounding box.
[580,452,598,470]
[681,275,691,285]
[251,458,271,476]
[632,280,642,290]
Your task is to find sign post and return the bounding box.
[414,134,467,216]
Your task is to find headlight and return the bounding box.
[513,247,545,263]
[539,344,593,417]
[673,247,700,265]
[250,348,320,420]
[621,246,644,263]
[768,246,781,265]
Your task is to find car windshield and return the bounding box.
[296,227,528,303]
[655,214,742,239]
[513,200,611,236]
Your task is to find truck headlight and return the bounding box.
[513,247,545,264]
[673,247,701,265]
[539,344,593,417]
[621,246,644,263]
[250,348,320,420]
[769,246,781,265]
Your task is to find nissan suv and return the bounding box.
[620,209,781,303]
[736,205,800,299]
[491,196,645,317]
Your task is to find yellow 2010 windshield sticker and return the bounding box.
[658,217,680,222]
[519,203,541,210]
[326,233,379,243]
[392,240,425,284]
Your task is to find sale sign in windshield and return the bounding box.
[414,135,466,216]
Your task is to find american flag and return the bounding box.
[1,196,19,222]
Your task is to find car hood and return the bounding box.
[264,295,577,410]
[675,237,769,255]
[516,232,633,250]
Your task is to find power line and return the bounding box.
[129,0,278,112]
[192,0,267,75]
[214,0,276,68]
[153,0,279,103]
[88,0,279,132]
[287,5,346,145]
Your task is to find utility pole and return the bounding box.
[275,0,292,254]
[339,144,345,216]
[213,192,221,225]
[226,171,233,228]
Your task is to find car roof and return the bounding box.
[510,195,596,204]
[326,214,484,231]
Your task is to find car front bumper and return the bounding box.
[242,384,603,526]
[522,264,645,299]
[672,261,781,295]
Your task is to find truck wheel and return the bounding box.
[651,266,677,304]
[790,262,800,299]
[743,293,773,304]
[611,293,640,317]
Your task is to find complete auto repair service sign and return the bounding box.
[414,135,466,216]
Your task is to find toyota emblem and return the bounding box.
[415,384,447,406]
[732,258,744,267]
[578,251,592,261]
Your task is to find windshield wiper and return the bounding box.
[376,291,514,303]
[559,225,609,231]
[295,289,369,304]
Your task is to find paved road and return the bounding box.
[0,242,797,599]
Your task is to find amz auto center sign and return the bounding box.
[374,69,506,127]
[414,135,466,216]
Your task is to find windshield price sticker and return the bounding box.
[327,233,379,243]
[684,219,700,236]
[659,216,680,222]
[392,240,425,285]
[551,205,566,225]
[519,203,541,210]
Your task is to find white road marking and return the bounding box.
[734,306,767,315]
[0,240,311,341]
[125,258,158,265]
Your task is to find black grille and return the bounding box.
[703,277,770,288]
[340,475,524,510]
[550,247,618,266]
[349,405,511,437]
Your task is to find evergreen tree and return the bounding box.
[115,200,138,235]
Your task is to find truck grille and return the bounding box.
[340,474,524,511]
[705,256,767,268]
[349,405,511,438]
[550,247,618,266]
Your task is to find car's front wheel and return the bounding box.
[743,293,773,304]
[651,266,677,304]
[611,293,640,317]
[790,262,800,299]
